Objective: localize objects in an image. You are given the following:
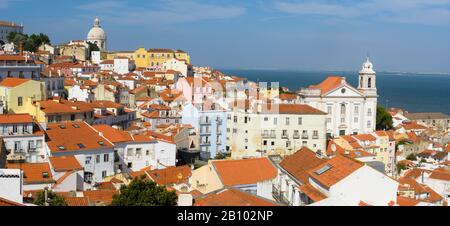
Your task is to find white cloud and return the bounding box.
[274,0,450,26]
[76,0,246,25]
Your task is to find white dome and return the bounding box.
[87,17,106,40]
[360,57,375,74]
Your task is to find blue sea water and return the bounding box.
[221,69,450,115]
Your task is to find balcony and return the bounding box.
[216,119,223,125]
[272,185,290,205]
[302,135,309,139]
[282,134,289,139]
[312,135,319,139]
[200,130,211,136]
[293,134,300,139]
[200,119,211,125]
[200,141,211,146]
[261,133,269,139]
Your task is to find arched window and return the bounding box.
[368,77,372,88]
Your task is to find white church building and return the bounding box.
[298,58,378,138]
[87,17,107,51]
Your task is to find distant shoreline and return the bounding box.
[218,68,450,77]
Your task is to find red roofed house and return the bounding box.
[194,187,279,206]
[49,156,84,192]
[306,155,399,206]
[45,121,115,189]
[271,147,328,205]
[191,157,277,201]
[298,58,378,138]
[92,124,176,172]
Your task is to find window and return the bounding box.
[13,125,18,133]
[263,140,268,145]
[368,108,372,117]
[264,117,269,122]
[327,106,332,114]
[340,104,346,115]
[354,106,359,115]
[313,130,319,139]
[36,140,42,148]
[127,148,133,156]
[104,154,109,162]
[326,118,331,124]
[274,118,277,125]
[367,120,372,128]
[18,97,23,106]
[96,155,100,163]
[136,148,142,157]
[298,117,302,125]
[354,117,359,123]
[286,117,290,126]
[102,171,107,179]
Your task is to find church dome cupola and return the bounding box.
[87,17,107,51]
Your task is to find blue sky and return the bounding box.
[3,0,450,73]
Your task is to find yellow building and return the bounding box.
[21,99,95,124]
[105,51,135,60]
[133,48,190,68]
[0,78,46,114]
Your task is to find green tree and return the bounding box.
[87,41,100,52]
[33,190,67,206]
[376,105,393,130]
[214,152,228,160]
[7,32,28,46]
[396,163,407,175]
[406,153,417,161]
[111,176,178,206]
[6,32,50,52]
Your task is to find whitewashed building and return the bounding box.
[0,114,46,163]
[299,58,378,138]
[45,122,115,188]
[227,101,327,159]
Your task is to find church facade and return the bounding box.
[298,58,378,138]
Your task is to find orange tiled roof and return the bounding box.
[194,188,279,206]
[49,156,83,172]
[7,162,54,184]
[429,168,450,181]
[213,158,277,186]
[147,166,192,186]
[259,104,326,115]
[38,99,94,114]
[0,78,31,88]
[92,124,153,143]
[279,93,298,100]
[64,197,90,206]
[308,155,364,189]
[83,190,118,205]
[353,134,377,142]
[279,147,327,184]
[396,196,420,206]
[0,114,34,124]
[46,122,114,153]
[299,183,327,202]
[0,197,24,206]
[309,76,344,95]
[0,55,26,61]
